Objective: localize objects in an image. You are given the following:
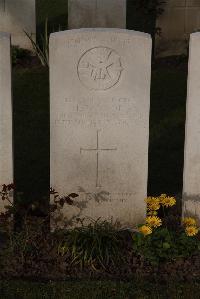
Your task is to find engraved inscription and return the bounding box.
[77,47,123,90]
[79,189,135,203]
[80,130,117,187]
[54,96,138,128]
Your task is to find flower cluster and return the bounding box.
[139,195,199,238]
[183,217,199,237]
[139,194,176,236]
[145,194,176,217]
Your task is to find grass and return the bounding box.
[1,280,200,299]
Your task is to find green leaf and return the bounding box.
[163,242,171,249]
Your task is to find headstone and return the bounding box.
[183,32,200,222]
[0,32,13,212]
[68,0,126,29]
[50,29,151,229]
[156,0,200,57]
[0,0,36,49]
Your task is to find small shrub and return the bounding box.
[58,219,124,271]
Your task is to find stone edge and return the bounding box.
[50,28,151,40]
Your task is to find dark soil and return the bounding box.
[0,221,199,283]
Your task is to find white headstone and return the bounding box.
[0,0,36,49]
[68,0,126,29]
[0,32,13,212]
[50,29,151,228]
[183,32,200,222]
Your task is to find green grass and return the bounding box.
[1,280,200,299]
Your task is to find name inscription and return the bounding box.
[54,97,139,128]
[65,34,132,49]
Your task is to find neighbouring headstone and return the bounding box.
[50,29,151,229]
[0,0,36,49]
[68,0,126,29]
[156,0,200,57]
[0,32,13,212]
[183,32,200,222]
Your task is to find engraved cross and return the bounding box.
[80,130,117,188]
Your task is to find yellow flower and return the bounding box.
[147,202,160,211]
[185,226,199,237]
[145,196,153,204]
[183,217,197,226]
[145,197,160,211]
[139,225,152,236]
[145,196,159,205]
[160,195,176,207]
[146,216,162,228]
